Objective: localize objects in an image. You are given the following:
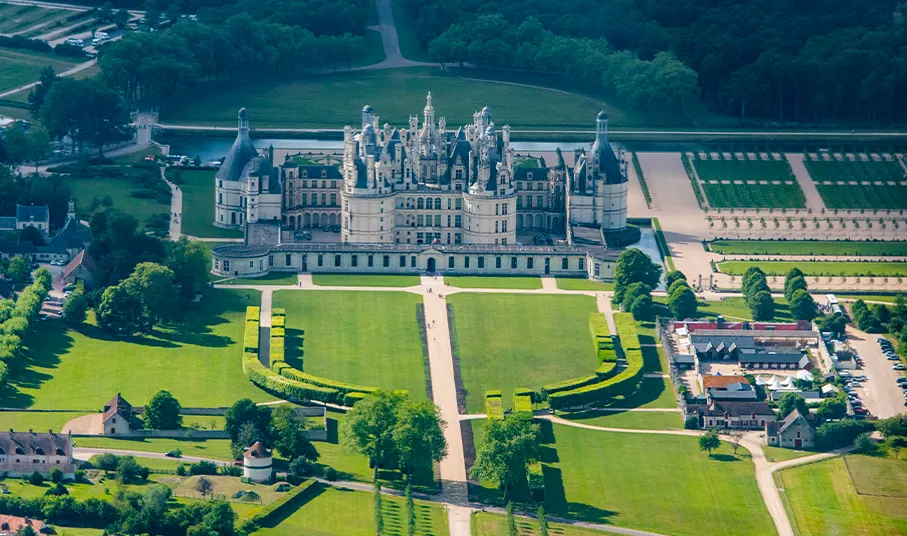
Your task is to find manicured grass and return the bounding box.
[255,483,450,536]
[555,409,682,430]
[0,48,78,93]
[804,157,907,209]
[709,240,907,257]
[0,411,80,432]
[804,158,906,183]
[473,511,610,536]
[445,276,542,290]
[6,289,271,410]
[701,182,806,209]
[167,169,243,239]
[174,474,285,504]
[815,183,907,210]
[554,278,614,291]
[181,414,225,430]
[219,272,299,286]
[311,274,420,287]
[161,68,606,130]
[696,296,793,322]
[718,260,907,277]
[762,445,820,462]
[844,453,907,497]
[837,294,902,304]
[603,377,677,409]
[448,294,597,412]
[273,291,428,398]
[693,155,795,182]
[74,436,235,460]
[65,175,169,229]
[778,456,907,536]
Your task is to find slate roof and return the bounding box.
[738,348,804,363]
[298,165,342,179]
[0,217,15,230]
[216,116,259,183]
[514,167,549,181]
[778,408,812,434]
[45,217,85,253]
[16,204,48,223]
[590,138,625,185]
[702,401,774,417]
[244,441,271,459]
[0,241,34,255]
[0,430,71,457]
[102,393,132,423]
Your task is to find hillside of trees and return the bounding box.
[402,0,907,125]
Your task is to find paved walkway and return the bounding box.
[362,0,436,70]
[786,153,827,211]
[0,58,97,99]
[162,167,182,240]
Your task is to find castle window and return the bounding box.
[478,256,485,268]
[321,194,327,205]
[455,233,461,245]
[594,263,600,276]
[400,255,406,267]
[418,198,424,209]
[495,221,499,233]
[447,215,451,227]
[526,197,532,208]
[527,258,534,269]
[330,194,337,206]
[495,257,502,269]
[511,257,517,269]
[219,180,222,188]
[502,204,508,215]
[455,169,462,180]
[218,193,222,204]
[446,233,451,244]
[502,220,508,232]
[268,255,274,267]
[562,258,568,270]
[517,197,522,208]
[465,257,470,268]
[455,183,462,191]
[224,260,230,272]
[448,256,454,268]
[302,180,307,187]
[411,256,416,268]
[434,215,441,227]
[502,238,507,245]
[537,195,543,207]
[367,255,373,267]
[334,255,341,267]
[495,204,499,216]
[286,254,292,266]
[383,255,390,267]
[318,255,324,267]
[527,172,533,180]
[331,181,336,188]
[455,199,462,210]
[454,215,462,228]
[417,215,424,226]
[579,258,585,270]
[434,198,442,210]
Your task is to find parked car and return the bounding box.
[893,364,906,370]
[896,377,907,384]
[854,407,869,415]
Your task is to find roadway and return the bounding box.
[845,325,906,419]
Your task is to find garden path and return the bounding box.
[785,154,827,211]
[162,166,182,240]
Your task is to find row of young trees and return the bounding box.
[402,0,907,124]
[0,269,52,389]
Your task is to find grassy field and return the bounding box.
[445,276,542,290]
[311,274,420,287]
[701,182,806,209]
[66,175,169,229]
[718,260,907,277]
[167,169,243,239]
[273,290,428,398]
[389,0,430,61]
[256,483,450,536]
[448,294,597,413]
[468,422,773,535]
[74,436,235,460]
[161,68,609,129]
[778,455,907,536]
[0,410,80,432]
[473,511,614,536]
[0,4,72,34]
[815,183,907,210]
[709,240,907,256]
[5,289,271,410]
[837,294,902,304]
[554,278,614,291]
[219,272,299,286]
[697,296,792,322]
[762,445,820,462]
[555,409,682,430]
[0,48,78,93]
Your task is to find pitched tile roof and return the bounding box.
[244,441,271,459]
[102,393,132,423]
[0,430,71,458]
[702,375,751,389]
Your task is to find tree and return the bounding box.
[28,470,43,486]
[405,484,416,536]
[50,466,63,484]
[741,267,767,296]
[469,415,540,502]
[224,398,272,445]
[699,429,720,457]
[144,390,182,430]
[727,429,744,455]
[393,399,447,480]
[668,286,698,320]
[122,262,178,325]
[341,391,407,480]
[630,294,655,321]
[27,65,56,120]
[816,420,875,449]
[165,237,211,306]
[5,257,30,286]
[784,275,808,302]
[854,433,877,455]
[271,405,319,461]
[19,226,45,247]
[116,456,149,484]
[667,278,690,297]
[621,282,652,311]
[816,397,846,422]
[613,248,662,304]
[40,78,133,156]
[664,270,687,289]
[196,476,214,498]
[789,289,818,321]
[778,392,808,418]
[96,283,150,335]
[749,290,775,321]
[374,481,384,535]
[24,127,50,173]
[537,505,549,536]
[815,313,847,337]
[62,291,88,326]
[32,267,51,291]
[876,414,907,438]
[506,501,517,536]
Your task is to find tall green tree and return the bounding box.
[784,275,808,302]
[621,282,652,311]
[27,65,57,120]
[749,290,775,321]
[613,248,662,305]
[778,392,808,418]
[789,289,818,321]
[392,399,447,481]
[699,429,720,457]
[4,257,30,286]
[405,484,416,536]
[537,505,549,536]
[165,237,211,306]
[664,270,687,289]
[224,398,272,445]
[341,391,407,480]
[144,390,182,430]
[669,285,698,320]
[62,291,88,326]
[97,283,150,335]
[469,415,540,502]
[506,501,518,536]
[122,262,178,324]
[271,405,319,461]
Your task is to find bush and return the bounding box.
[244,321,260,353]
[28,471,43,486]
[512,389,533,420]
[50,467,63,484]
[246,306,261,322]
[323,467,338,481]
[485,391,504,420]
[272,315,286,327]
[165,449,182,458]
[219,464,242,476]
[684,416,700,429]
[816,419,875,449]
[527,461,544,491]
[244,352,340,404]
[272,308,286,317]
[95,453,119,471]
[189,461,218,475]
[44,483,68,496]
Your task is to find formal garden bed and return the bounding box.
[803,155,907,210]
[717,260,907,277]
[688,152,806,209]
[708,240,907,256]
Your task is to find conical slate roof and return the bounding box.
[217,110,258,183]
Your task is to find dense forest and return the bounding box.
[401,0,907,125]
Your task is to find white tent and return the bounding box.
[768,378,784,391]
[755,375,768,386]
[780,376,795,388]
[796,370,812,381]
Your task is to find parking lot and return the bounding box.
[845,325,906,419]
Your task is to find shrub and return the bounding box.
[512,389,533,420]
[271,326,285,338]
[220,464,242,476]
[246,306,261,322]
[244,352,340,404]
[240,479,318,533]
[95,453,119,471]
[189,461,218,475]
[343,392,369,406]
[272,308,286,317]
[277,364,377,398]
[485,391,504,420]
[44,483,68,496]
[165,449,182,458]
[272,315,286,327]
[244,321,260,353]
[323,467,338,481]
[684,416,700,429]
[527,461,544,491]
[28,471,43,486]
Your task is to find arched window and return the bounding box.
[435,198,442,209]
[417,198,424,209]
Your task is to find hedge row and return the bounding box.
[272,316,286,328]
[589,313,618,363]
[528,461,544,491]
[244,352,339,403]
[270,311,285,362]
[512,389,533,420]
[240,479,318,533]
[485,391,504,420]
[272,307,286,317]
[0,274,51,388]
[276,364,378,399]
[271,326,285,338]
[247,306,261,322]
[541,360,619,397]
[547,313,645,410]
[244,321,259,353]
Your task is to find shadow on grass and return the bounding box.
[259,481,327,528]
[0,318,73,409]
[285,327,305,368]
[597,378,670,409]
[710,454,743,463]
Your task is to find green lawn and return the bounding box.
[74,436,235,460]
[311,274,420,287]
[837,294,902,304]
[554,278,614,291]
[0,48,78,93]
[692,296,793,322]
[273,291,428,398]
[709,240,907,257]
[219,272,298,286]
[778,456,907,536]
[0,5,70,33]
[448,294,597,412]
[718,260,907,277]
[601,377,677,409]
[805,158,907,209]
[445,276,542,290]
[167,169,243,239]
[473,511,611,536]
[0,411,80,432]
[468,422,774,536]
[161,68,607,130]
[255,483,450,536]
[65,175,169,230]
[6,289,271,410]
[701,182,806,209]
[762,445,820,462]
[815,183,907,210]
[555,409,682,430]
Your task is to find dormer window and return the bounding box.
[527,172,533,180]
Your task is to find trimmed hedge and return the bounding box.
[246,306,261,322]
[277,364,378,398]
[513,389,533,420]
[547,313,646,410]
[271,326,285,338]
[485,390,504,420]
[272,307,286,317]
[244,321,259,352]
[343,392,369,406]
[272,315,286,328]
[241,479,318,533]
[528,461,544,491]
[244,352,339,403]
[590,313,618,363]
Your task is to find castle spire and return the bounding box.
[595,110,608,145]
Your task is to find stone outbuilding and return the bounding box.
[243,441,273,482]
[102,393,135,436]
[765,409,815,450]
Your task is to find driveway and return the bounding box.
[845,325,905,418]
